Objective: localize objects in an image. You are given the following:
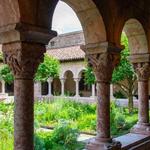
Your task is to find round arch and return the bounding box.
[117,18,148,55]
[61,69,75,79]
[123,19,148,54]
[53,0,106,45]
[77,68,86,79]
[64,70,75,96]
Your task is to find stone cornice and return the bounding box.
[80,42,122,54]
[0,23,57,44]
[129,53,150,63]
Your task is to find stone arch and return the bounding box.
[77,68,92,97]
[0,0,107,46]
[64,70,75,96]
[41,81,48,95]
[53,0,106,45]
[122,18,148,54]
[52,78,61,96]
[61,69,75,79]
[77,68,86,79]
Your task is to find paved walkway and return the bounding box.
[38,127,95,142]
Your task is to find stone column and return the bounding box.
[1,80,5,94]
[110,84,114,100]
[91,84,95,97]
[131,62,150,134]
[74,78,80,97]
[47,77,53,96]
[81,43,122,150]
[60,78,66,96]
[2,42,46,150]
[37,81,42,96]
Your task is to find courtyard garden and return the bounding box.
[0,99,138,150]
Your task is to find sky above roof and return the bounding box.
[52,1,82,34]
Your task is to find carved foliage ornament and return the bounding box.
[2,42,46,79]
[133,62,150,81]
[86,52,120,83]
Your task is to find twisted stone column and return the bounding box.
[131,62,150,134]
[2,42,45,150]
[82,43,122,150]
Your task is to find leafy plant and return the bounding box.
[112,33,137,113]
[35,54,60,82]
[0,64,14,84]
[84,66,95,86]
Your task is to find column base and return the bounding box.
[85,137,121,150]
[74,95,80,98]
[131,123,150,135]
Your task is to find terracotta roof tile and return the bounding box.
[47,46,85,61]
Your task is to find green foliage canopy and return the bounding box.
[112,33,136,83]
[84,66,95,85]
[35,54,60,82]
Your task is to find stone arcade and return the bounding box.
[0,0,150,150]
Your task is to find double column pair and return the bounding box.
[60,77,81,97]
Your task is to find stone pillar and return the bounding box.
[60,78,66,96]
[1,80,5,93]
[131,62,150,134]
[2,42,46,150]
[110,84,114,100]
[47,77,53,96]
[91,84,95,97]
[37,81,42,96]
[74,78,80,97]
[81,43,122,150]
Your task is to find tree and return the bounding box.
[84,66,95,86]
[0,64,14,84]
[34,54,60,82]
[0,54,60,83]
[112,33,137,113]
[84,33,137,113]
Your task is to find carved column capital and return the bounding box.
[81,42,121,83]
[86,52,120,83]
[2,42,46,79]
[133,62,150,81]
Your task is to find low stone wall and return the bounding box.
[35,96,140,108]
[115,133,150,150]
[3,95,150,109]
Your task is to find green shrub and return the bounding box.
[35,120,83,150]
[77,114,96,132]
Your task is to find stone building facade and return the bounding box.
[34,31,96,99]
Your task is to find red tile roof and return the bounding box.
[47,46,85,61]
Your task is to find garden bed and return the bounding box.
[0,99,138,150]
